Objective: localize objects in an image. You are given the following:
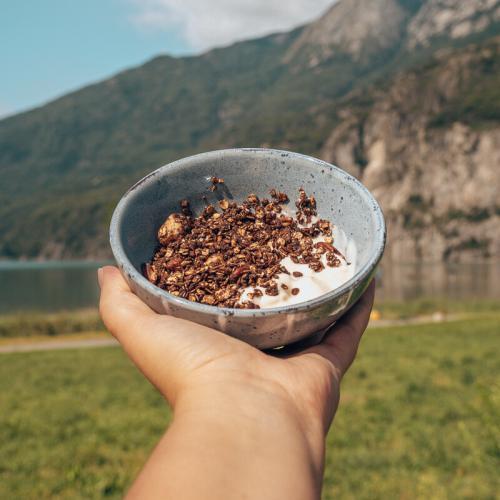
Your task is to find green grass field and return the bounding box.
[1,317,499,499]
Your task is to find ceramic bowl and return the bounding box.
[110,148,385,349]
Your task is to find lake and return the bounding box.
[0,260,499,315]
[0,261,109,315]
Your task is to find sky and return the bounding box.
[0,0,335,119]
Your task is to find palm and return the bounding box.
[177,330,340,430]
[99,266,373,430]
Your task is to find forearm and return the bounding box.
[126,385,326,500]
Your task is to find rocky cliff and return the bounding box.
[321,37,500,261]
[284,0,408,64]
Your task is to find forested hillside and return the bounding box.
[1,0,499,260]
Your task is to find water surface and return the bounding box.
[0,260,499,315]
[0,261,109,314]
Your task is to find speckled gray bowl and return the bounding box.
[110,148,385,349]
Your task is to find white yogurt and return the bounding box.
[239,226,357,308]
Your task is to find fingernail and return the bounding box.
[97,267,103,288]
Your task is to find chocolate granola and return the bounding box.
[144,186,346,309]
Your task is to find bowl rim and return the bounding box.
[110,148,386,317]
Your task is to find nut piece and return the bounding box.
[248,288,263,300]
[158,214,185,244]
[201,295,216,305]
[309,260,324,272]
[230,265,250,280]
[314,241,334,254]
[210,176,225,191]
[265,283,279,296]
[180,199,192,216]
[144,263,157,283]
[206,254,224,268]
[165,257,182,270]
[270,189,289,203]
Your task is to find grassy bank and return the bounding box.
[1,297,499,338]
[0,309,103,338]
[0,317,499,499]
[375,298,500,320]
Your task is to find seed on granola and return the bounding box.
[309,260,324,272]
[202,295,216,305]
[314,241,333,252]
[239,301,260,309]
[203,205,216,217]
[144,263,157,283]
[209,176,224,191]
[180,199,192,216]
[230,265,250,280]
[292,271,303,278]
[291,288,300,296]
[206,254,224,268]
[265,283,279,296]
[165,257,183,270]
[269,189,289,203]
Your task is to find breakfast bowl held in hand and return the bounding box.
[109,149,386,350]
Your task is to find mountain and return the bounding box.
[321,35,500,261]
[406,0,500,49]
[284,0,410,63]
[1,0,499,261]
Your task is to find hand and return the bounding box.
[98,266,375,500]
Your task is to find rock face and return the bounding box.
[285,0,408,64]
[407,0,500,49]
[321,38,500,261]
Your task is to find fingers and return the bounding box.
[98,265,232,347]
[98,266,243,402]
[98,266,196,401]
[306,280,375,377]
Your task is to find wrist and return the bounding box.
[174,379,326,478]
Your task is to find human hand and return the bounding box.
[98,266,374,499]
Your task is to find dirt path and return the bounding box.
[0,337,118,353]
[0,314,462,354]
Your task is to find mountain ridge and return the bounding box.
[1,0,499,260]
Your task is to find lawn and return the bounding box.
[1,317,499,499]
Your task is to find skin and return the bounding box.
[98,266,375,500]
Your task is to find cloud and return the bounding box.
[129,0,335,52]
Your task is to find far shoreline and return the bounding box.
[0,259,114,270]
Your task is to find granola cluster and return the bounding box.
[144,183,345,309]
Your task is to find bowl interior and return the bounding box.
[112,149,384,303]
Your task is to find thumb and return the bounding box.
[97,266,233,402]
[98,265,158,341]
[98,265,190,399]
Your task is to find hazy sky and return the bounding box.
[1,0,334,118]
